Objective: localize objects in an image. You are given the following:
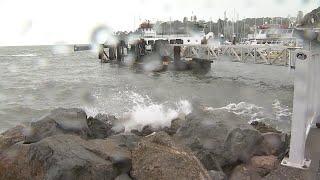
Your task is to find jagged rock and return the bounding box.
[208,170,226,180]
[87,113,123,139]
[174,110,263,170]
[0,134,131,180]
[131,132,211,180]
[24,108,90,143]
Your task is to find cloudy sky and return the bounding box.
[0,0,318,46]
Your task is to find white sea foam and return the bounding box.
[122,99,192,132]
[0,54,37,57]
[205,100,292,125]
[205,102,265,123]
[272,99,292,121]
[83,91,192,132]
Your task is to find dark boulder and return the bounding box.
[24,108,90,143]
[254,132,288,157]
[87,113,124,139]
[108,133,141,151]
[174,109,263,170]
[24,108,124,143]
[163,117,184,135]
[131,132,211,180]
[130,117,185,137]
[250,121,281,134]
[131,125,155,137]
[0,134,131,180]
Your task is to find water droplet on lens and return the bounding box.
[8,65,18,73]
[52,42,72,55]
[90,25,118,46]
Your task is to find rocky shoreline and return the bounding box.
[0,107,303,180]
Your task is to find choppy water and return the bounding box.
[0,46,294,133]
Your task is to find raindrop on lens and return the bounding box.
[52,42,72,55]
[90,25,118,54]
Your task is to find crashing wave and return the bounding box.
[83,91,192,132]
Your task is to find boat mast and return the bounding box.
[210,17,212,32]
[218,17,220,36]
[169,17,172,36]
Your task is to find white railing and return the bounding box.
[281,50,320,169]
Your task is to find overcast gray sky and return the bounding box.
[0,0,318,45]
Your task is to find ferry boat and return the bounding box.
[242,24,299,47]
[128,21,210,51]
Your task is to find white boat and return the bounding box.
[242,24,298,46]
[128,21,209,50]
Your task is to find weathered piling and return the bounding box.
[109,46,116,60]
[98,45,109,63]
[173,46,181,61]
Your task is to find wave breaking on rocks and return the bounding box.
[0,103,301,180]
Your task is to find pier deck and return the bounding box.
[166,44,302,67]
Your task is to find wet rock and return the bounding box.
[131,117,185,137]
[115,173,132,180]
[0,142,33,179]
[131,125,155,137]
[164,117,184,135]
[174,110,263,170]
[250,155,278,176]
[0,125,25,150]
[24,108,90,143]
[208,170,226,180]
[228,155,279,180]
[262,165,305,180]
[250,121,281,134]
[131,132,211,180]
[0,134,131,180]
[87,113,123,139]
[108,134,141,151]
[229,164,262,180]
[225,128,263,162]
[255,133,288,157]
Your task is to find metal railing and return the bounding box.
[281,50,320,169]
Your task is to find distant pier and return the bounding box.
[163,44,302,67]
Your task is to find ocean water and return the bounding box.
[0,45,294,132]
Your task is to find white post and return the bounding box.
[281,50,320,169]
